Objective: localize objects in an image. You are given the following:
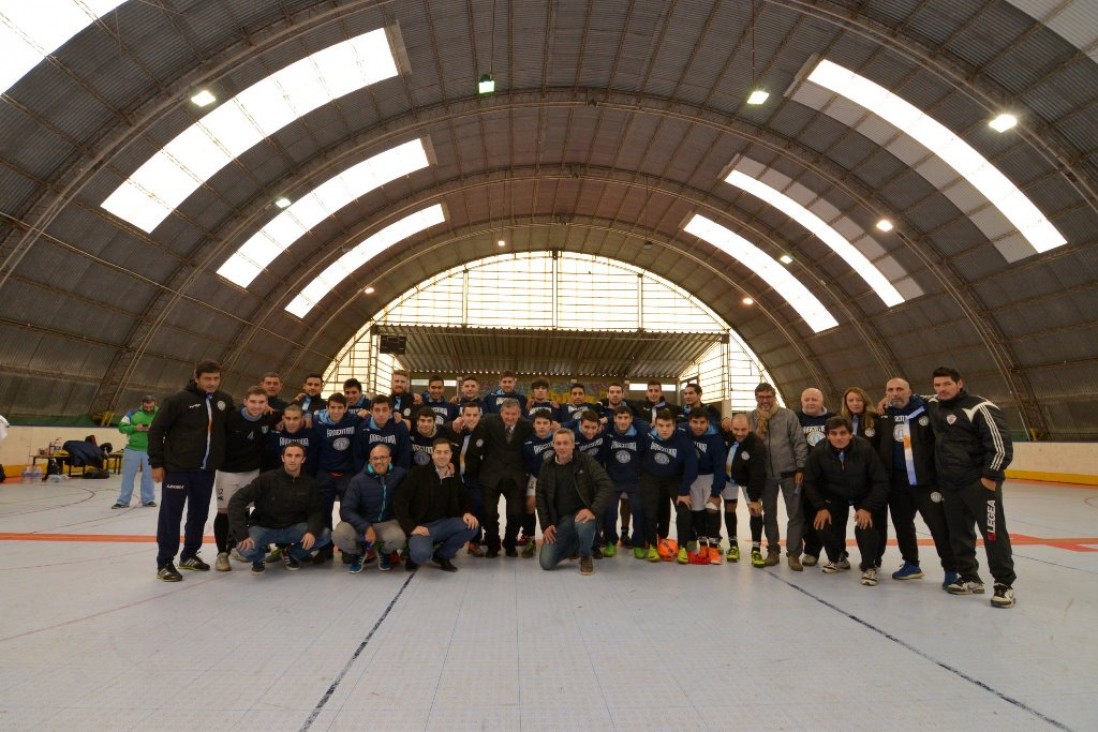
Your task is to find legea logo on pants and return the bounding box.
[166,483,185,491]
[986,499,996,541]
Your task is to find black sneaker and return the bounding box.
[157,564,182,582]
[143,501,157,507]
[405,559,419,572]
[486,547,500,558]
[179,554,210,571]
[433,553,458,572]
[251,561,266,575]
[284,553,302,571]
[591,546,604,560]
[991,583,1015,608]
[504,547,518,558]
[111,502,128,509]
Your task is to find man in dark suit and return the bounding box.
[472,398,534,557]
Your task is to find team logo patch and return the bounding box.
[542,451,553,462]
[864,428,875,438]
[476,439,484,448]
[414,451,431,465]
[261,426,269,434]
[333,437,350,451]
[946,415,957,425]
[807,432,825,446]
[894,425,906,441]
[930,491,943,504]
[654,452,670,465]
[740,451,749,460]
[615,450,631,464]
[918,416,929,427]
[216,400,226,411]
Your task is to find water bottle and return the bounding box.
[48,474,62,483]
[31,466,43,482]
[21,466,32,483]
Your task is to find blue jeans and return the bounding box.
[117,448,155,505]
[234,524,333,563]
[407,517,479,564]
[539,513,597,570]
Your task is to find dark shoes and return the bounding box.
[433,553,458,572]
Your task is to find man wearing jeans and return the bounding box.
[113,395,158,509]
[148,360,233,582]
[394,438,479,572]
[536,429,615,575]
[228,444,331,574]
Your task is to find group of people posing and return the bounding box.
[137,362,1017,608]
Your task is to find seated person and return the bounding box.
[803,416,889,586]
[393,438,480,572]
[228,444,332,574]
[334,443,408,573]
[536,429,615,575]
[63,436,105,470]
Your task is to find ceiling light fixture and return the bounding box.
[496,239,506,247]
[364,286,376,294]
[746,89,769,105]
[779,254,793,264]
[478,73,496,95]
[876,219,893,232]
[742,297,755,305]
[988,113,1017,133]
[274,197,292,209]
[190,89,216,107]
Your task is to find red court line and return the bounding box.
[2,532,1097,551]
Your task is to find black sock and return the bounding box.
[214,513,229,554]
[750,515,763,544]
[724,505,738,540]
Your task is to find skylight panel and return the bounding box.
[216,138,430,287]
[806,59,1066,254]
[1,1,127,95]
[102,28,399,233]
[285,204,446,318]
[724,170,904,307]
[683,214,838,333]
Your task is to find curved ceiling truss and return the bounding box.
[0,0,1095,438]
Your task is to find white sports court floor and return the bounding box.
[0,475,1095,731]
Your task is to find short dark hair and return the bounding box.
[432,436,452,449]
[392,369,409,378]
[684,383,701,395]
[579,409,600,424]
[461,374,478,385]
[530,409,553,422]
[461,402,482,414]
[754,383,775,395]
[654,408,675,423]
[571,382,586,392]
[428,374,444,385]
[194,360,221,377]
[688,406,710,421]
[500,370,516,379]
[281,443,306,456]
[608,381,624,390]
[932,366,962,382]
[613,405,633,416]
[825,415,852,433]
[416,407,437,422]
[371,394,391,407]
[647,380,662,388]
[262,371,281,380]
[327,393,347,406]
[245,385,267,399]
[305,372,323,381]
[343,378,363,390]
[531,378,549,390]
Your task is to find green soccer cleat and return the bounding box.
[725,545,740,563]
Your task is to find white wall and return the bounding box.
[1007,442,1098,484]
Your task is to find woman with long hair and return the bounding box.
[841,387,879,448]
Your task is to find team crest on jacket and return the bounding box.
[918,416,929,426]
[414,451,431,465]
[864,428,875,437]
[615,450,630,463]
[946,414,957,425]
[741,451,750,460]
[654,452,670,465]
[217,400,226,411]
[333,437,350,451]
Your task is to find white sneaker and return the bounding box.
[215,552,231,572]
[860,567,879,586]
[821,560,849,574]
[230,548,248,563]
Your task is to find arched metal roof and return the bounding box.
[0,0,1095,437]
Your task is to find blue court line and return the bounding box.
[300,572,416,731]
[772,575,1072,731]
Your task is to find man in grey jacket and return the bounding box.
[748,383,808,568]
[536,429,616,575]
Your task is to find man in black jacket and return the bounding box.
[536,429,615,575]
[928,367,1016,608]
[148,360,234,582]
[394,438,479,572]
[228,444,330,574]
[473,398,534,558]
[722,414,768,567]
[803,416,889,586]
[877,377,957,586]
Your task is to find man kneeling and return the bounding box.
[803,416,888,586]
[394,438,479,572]
[536,429,615,575]
[229,444,332,575]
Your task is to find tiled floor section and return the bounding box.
[0,476,1095,731]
